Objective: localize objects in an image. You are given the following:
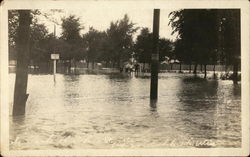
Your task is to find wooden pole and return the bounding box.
[53,24,56,82]
[150,9,160,100]
[53,60,56,82]
[13,10,31,116]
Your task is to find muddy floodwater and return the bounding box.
[9,73,241,149]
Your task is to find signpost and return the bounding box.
[51,53,59,82]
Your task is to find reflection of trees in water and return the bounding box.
[107,73,133,80]
[176,77,219,147]
[232,84,241,97]
[179,77,219,111]
[63,74,80,82]
[63,75,80,107]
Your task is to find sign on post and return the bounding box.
[51,53,60,60]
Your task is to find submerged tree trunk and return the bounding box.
[86,60,89,68]
[224,64,228,73]
[13,10,31,116]
[117,61,120,69]
[143,62,145,72]
[179,63,182,72]
[189,63,192,73]
[105,61,108,68]
[204,64,207,78]
[213,64,216,79]
[233,62,238,84]
[193,63,198,74]
[68,60,71,73]
[92,61,94,69]
[73,59,77,74]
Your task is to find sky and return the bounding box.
[37,9,178,41]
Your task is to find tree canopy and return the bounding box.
[169,9,240,81]
[105,14,138,66]
[134,27,173,64]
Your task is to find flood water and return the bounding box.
[9,72,241,149]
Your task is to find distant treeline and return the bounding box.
[9,9,240,82]
[9,60,236,74]
[9,10,172,68]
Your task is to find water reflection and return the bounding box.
[63,75,80,108]
[179,78,218,111]
[175,77,240,147]
[232,84,241,97]
[150,99,157,111]
[9,73,241,149]
[176,78,219,147]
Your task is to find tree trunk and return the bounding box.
[179,63,182,72]
[200,64,203,72]
[68,60,71,73]
[92,61,94,69]
[189,64,192,73]
[86,60,89,68]
[73,59,76,74]
[233,62,238,84]
[193,63,198,74]
[204,64,207,78]
[13,10,31,116]
[143,62,145,72]
[117,61,120,69]
[213,64,216,79]
[225,64,228,73]
[63,60,67,73]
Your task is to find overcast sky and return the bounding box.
[37,9,178,41]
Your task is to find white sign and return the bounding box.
[51,54,60,60]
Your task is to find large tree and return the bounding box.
[158,38,174,62]
[134,27,173,69]
[13,10,31,116]
[8,10,56,73]
[8,10,48,61]
[106,14,138,67]
[134,28,153,65]
[169,9,240,81]
[219,10,240,83]
[8,10,19,60]
[83,27,107,68]
[60,15,84,61]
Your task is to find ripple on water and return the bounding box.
[9,73,241,149]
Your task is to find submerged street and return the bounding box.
[9,73,241,149]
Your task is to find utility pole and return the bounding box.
[13,10,31,116]
[150,9,160,100]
